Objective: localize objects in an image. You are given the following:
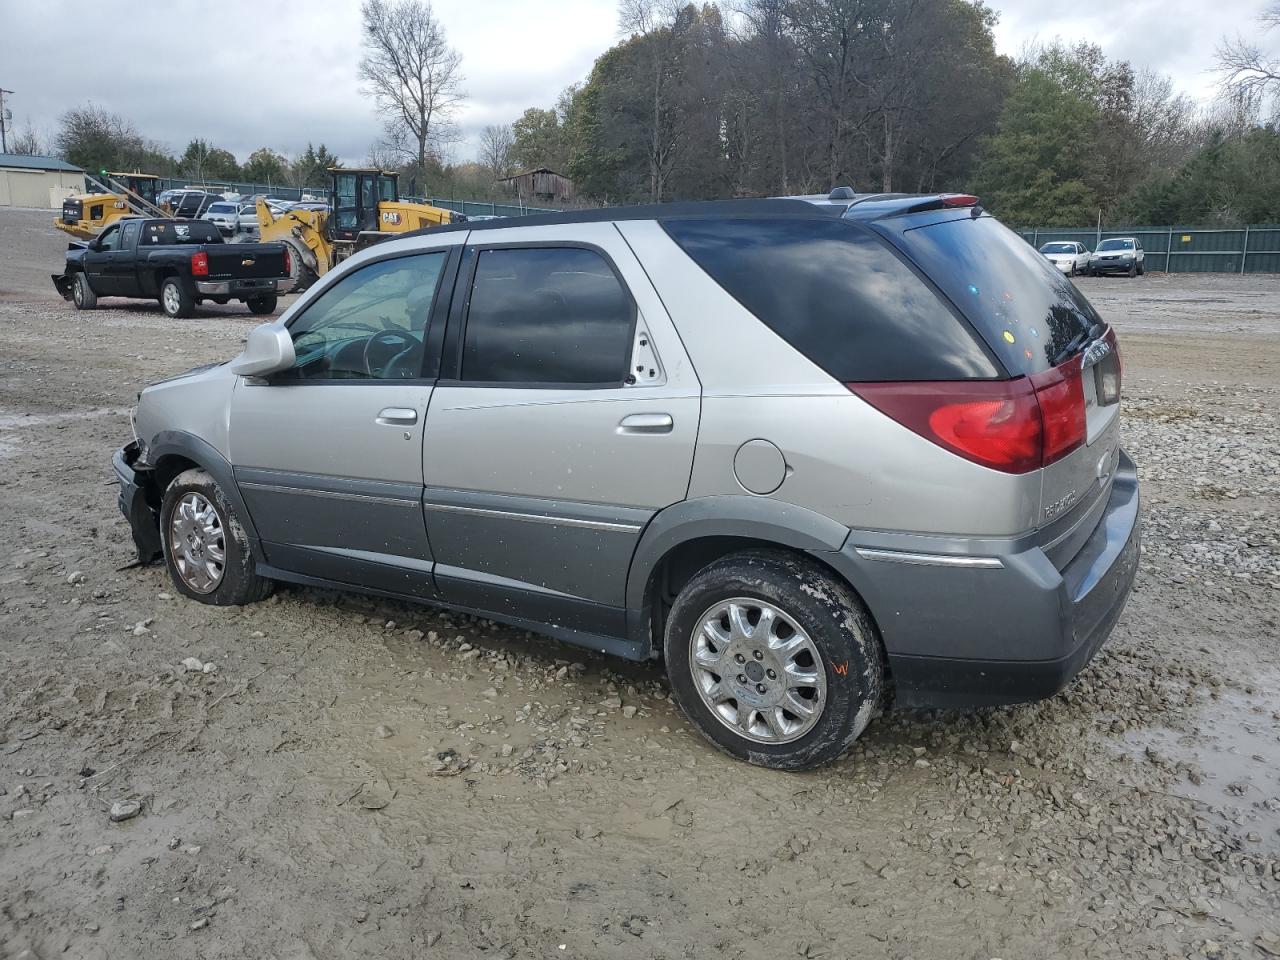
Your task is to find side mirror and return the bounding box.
[86,238,101,252]
[227,323,295,377]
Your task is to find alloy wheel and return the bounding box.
[168,492,226,593]
[689,597,827,744]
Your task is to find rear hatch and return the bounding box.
[886,213,1123,565]
[203,242,289,281]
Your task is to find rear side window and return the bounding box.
[661,218,998,382]
[461,247,635,385]
[895,216,1101,376]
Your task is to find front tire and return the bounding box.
[160,468,272,606]
[1127,262,1137,278]
[663,550,883,770]
[160,277,195,318]
[73,272,98,310]
[246,295,277,315]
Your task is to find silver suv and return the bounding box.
[113,192,1141,770]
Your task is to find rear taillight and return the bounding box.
[282,246,292,278]
[850,360,1088,474]
[190,251,209,277]
[939,193,979,207]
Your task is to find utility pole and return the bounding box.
[0,88,12,153]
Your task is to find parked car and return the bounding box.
[164,190,218,220]
[1039,240,1091,276]
[111,192,1139,770]
[236,204,260,234]
[202,201,241,236]
[1090,237,1145,277]
[52,217,294,318]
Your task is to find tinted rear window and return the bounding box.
[894,215,1101,376]
[661,217,997,382]
[143,221,222,244]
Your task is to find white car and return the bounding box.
[201,201,241,236]
[236,204,261,234]
[1038,241,1091,277]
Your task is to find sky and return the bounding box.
[0,0,1267,167]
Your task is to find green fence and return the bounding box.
[1017,225,1280,274]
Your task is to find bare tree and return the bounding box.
[9,121,43,156]
[618,0,691,202]
[479,123,515,180]
[360,0,466,179]
[1216,1,1280,116]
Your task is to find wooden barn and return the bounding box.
[497,167,575,205]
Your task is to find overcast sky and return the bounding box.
[0,0,1265,166]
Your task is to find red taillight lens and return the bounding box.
[939,193,979,207]
[282,246,292,278]
[1030,356,1087,465]
[850,361,1088,474]
[190,251,209,277]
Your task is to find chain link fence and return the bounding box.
[1017,225,1280,274]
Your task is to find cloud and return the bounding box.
[0,0,1253,167]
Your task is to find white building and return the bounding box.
[0,153,86,208]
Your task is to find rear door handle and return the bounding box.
[617,413,673,435]
[376,407,418,426]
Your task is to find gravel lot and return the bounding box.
[1,207,1278,960]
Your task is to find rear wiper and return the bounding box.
[1050,322,1104,366]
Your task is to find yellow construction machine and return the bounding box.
[256,168,460,289]
[54,172,167,240]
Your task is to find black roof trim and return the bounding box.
[402,197,845,241]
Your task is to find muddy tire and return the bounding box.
[160,277,195,319]
[246,295,277,315]
[663,550,883,771]
[285,241,318,293]
[160,468,272,606]
[73,272,97,310]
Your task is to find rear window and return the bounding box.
[143,221,222,244]
[894,215,1101,376]
[661,217,997,382]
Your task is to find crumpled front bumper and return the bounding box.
[52,273,75,300]
[113,441,163,563]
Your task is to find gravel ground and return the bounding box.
[1,207,1278,960]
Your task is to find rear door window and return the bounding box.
[893,215,1101,376]
[460,247,635,385]
[661,217,997,381]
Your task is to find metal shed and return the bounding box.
[0,154,85,209]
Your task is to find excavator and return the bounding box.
[256,167,461,290]
[54,172,168,240]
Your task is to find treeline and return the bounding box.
[41,104,345,189]
[497,0,1280,226]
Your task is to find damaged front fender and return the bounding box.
[52,272,75,301]
[112,441,163,564]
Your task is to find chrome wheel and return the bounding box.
[690,597,827,744]
[73,277,83,306]
[168,492,225,593]
[162,282,181,315]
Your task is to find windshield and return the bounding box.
[1040,243,1076,254]
[892,215,1102,376]
[1097,239,1134,251]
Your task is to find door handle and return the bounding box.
[617,413,673,435]
[376,407,418,426]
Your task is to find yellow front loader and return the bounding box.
[54,172,167,240]
[256,168,459,290]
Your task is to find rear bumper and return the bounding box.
[825,451,1141,708]
[113,441,163,563]
[195,278,293,297]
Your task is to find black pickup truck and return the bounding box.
[52,218,294,318]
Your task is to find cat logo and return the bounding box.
[382,211,402,225]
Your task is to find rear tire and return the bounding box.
[1137,261,1145,276]
[160,468,272,606]
[72,272,97,310]
[160,277,195,318]
[663,550,883,771]
[246,295,277,315]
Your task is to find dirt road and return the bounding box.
[2,208,1278,959]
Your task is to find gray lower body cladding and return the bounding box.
[822,451,1141,708]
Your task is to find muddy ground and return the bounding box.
[1,207,1278,959]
